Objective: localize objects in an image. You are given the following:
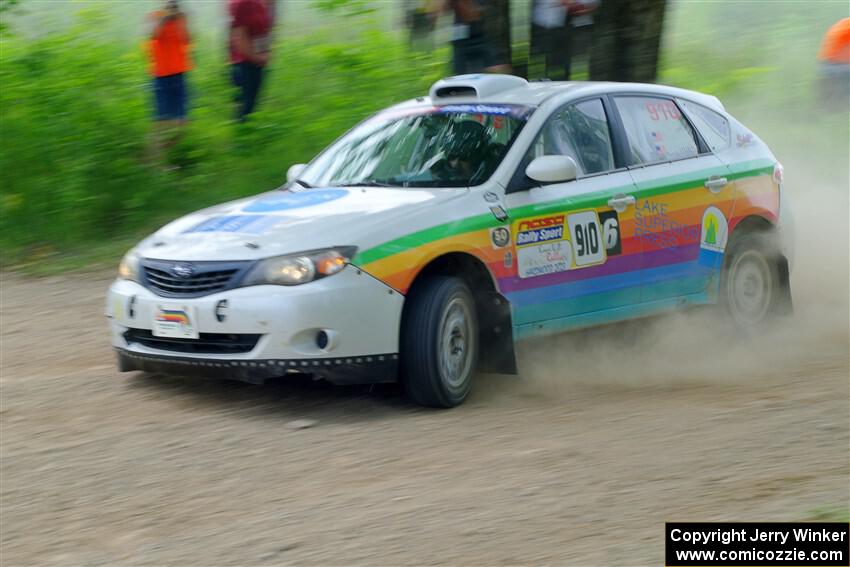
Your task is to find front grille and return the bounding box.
[145,266,236,295]
[124,329,261,354]
[140,259,251,297]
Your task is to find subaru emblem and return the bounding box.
[171,263,195,278]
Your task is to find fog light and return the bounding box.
[316,330,329,350]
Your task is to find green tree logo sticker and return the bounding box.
[704,214,718,245]
[700,207,728,254]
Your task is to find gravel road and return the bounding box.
[1,265,847,566]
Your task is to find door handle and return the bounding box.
[607,194,635,213]
[704,176,728,193]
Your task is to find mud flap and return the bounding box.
[775,253,793,316]
[476,292,518,375]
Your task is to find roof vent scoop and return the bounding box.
[429,74,528,100]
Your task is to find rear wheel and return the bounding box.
[721,231,787,330]
[401,277,478,408]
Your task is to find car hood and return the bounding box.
[136,186,468,262]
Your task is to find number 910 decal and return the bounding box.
[513,210,621,279]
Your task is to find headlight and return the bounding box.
[118,251,140,282]
[243,247,357,287]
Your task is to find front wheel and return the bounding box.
[401,277,479,408]
[721,231,789,330]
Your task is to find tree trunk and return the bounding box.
[483,0,512,70]
[589,0,667,83]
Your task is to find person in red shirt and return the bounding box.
[228,0,273,120]
[146,0,191,156]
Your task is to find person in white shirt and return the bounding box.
[530,0,599,80]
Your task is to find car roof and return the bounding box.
[389,74,726,114]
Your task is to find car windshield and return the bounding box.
[298,104,534,188]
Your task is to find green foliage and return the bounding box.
[0,0,21,34]
[659,0,846,111]
[0,7,447,264]
[315,0,377,17]
[1,1,845,270]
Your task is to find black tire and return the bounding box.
[720,231,789,330]
[401,276,479,408]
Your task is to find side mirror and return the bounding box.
[525,155,578,184]
[286,163,307,184]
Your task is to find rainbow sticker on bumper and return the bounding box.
[153,305,198,339]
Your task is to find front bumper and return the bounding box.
[114,348,398,384]
[107,266,404,384]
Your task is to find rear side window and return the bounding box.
[677,99,731,151]
[614,96,699,165]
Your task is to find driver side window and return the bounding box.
[526,99,615,177]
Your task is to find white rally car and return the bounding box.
[108,74,792,407]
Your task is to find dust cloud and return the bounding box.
[515,105,849,392]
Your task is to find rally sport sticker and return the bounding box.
[513,210,621,279]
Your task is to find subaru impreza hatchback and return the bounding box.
[108,74,792,407]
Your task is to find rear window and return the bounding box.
[614,96,699,165]
[677,99,731,151]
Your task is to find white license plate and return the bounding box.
[152,304,199,339]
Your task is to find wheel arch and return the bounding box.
[403,252,517,375]
[729,213,776,237]
[724,214,792,315]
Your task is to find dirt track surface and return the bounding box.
[1,270,848,566]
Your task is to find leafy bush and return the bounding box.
[1,1,845,268]
[0,6,446,262]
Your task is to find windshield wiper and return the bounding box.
[338,180,398,188]
[293,179,313,188]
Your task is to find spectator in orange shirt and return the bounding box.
[817,18,850,109]
[147,0,192,152]
[818,17,850,64]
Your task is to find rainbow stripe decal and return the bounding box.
[354,158,778,339]
[156,309,190,326]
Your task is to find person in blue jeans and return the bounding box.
[146,0,191,158]
[228,0,273,121]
